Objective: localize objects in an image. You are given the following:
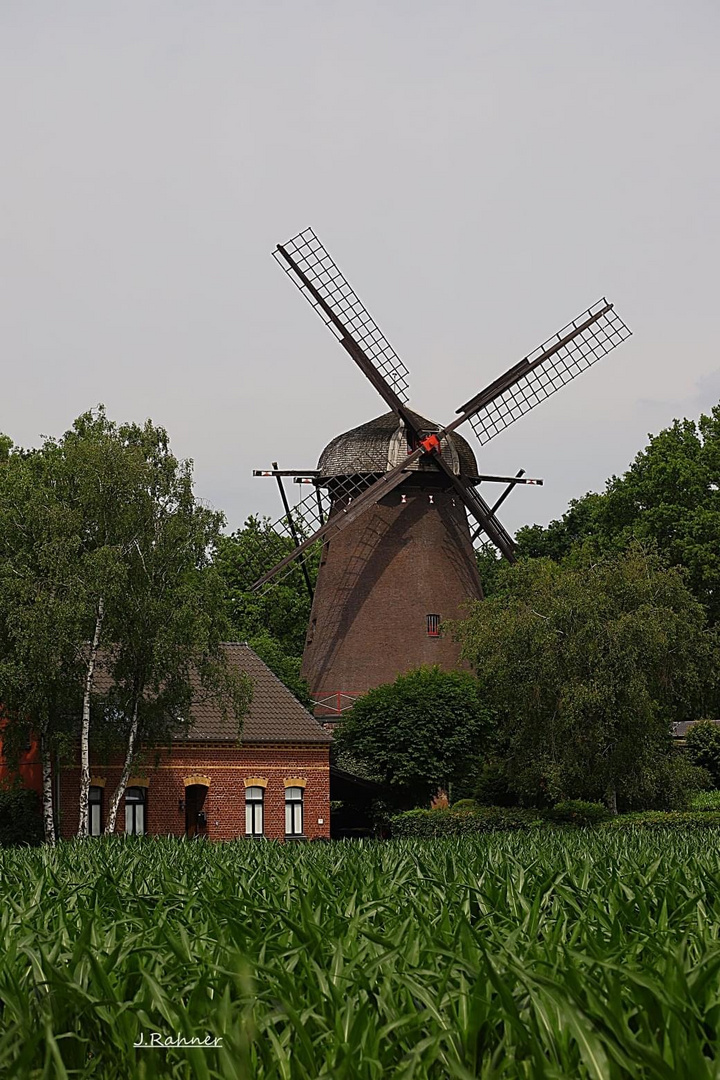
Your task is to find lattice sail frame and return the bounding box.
[273,228,410,403]
[245,431,420,593]
[238,484,330,591]
[467,300,632,445]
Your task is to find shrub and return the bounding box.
[391,806,544,838]
[690,790,720,811]
[0,788,44,847]
[685,720,720,786]
[472,759,515,806]
[603,810,720,829]
[545,800,611,825]
[450,799,479,812]
[620,753,712,811]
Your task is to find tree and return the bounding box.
[0,410,252,840]
[454,546,716,812]
[91,416,252,832]
[516,406,720,625]
[0,438,90,842]
[333,666,493,806]
[214,516,317,701]
[685,720,720,788]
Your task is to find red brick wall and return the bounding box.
[302,483,483,715]
[58,742,330,841]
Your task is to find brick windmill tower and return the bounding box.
[251,229,631,718]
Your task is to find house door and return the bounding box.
[185,784,208,838]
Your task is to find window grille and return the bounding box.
[285,786,304,837]
[245,786,264,837]
[426,614,441,637]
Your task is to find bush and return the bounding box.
[690,790,720,811]
[450,799,478,812]
[685,720,720,786]
[0,788,44,847]
[391,806,544,837]
[472,760,515,807]
[603,810,720,829]
[545,800,611,825]
[620,753,712,811]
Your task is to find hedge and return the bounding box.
[391,805,720,837]
[603,810,720,830]
[391,806,546,837]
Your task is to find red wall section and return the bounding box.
[58,742,331,841]
[0,726,43,794]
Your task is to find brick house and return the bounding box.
[57,644,332,841]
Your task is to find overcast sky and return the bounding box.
[2,1,718,537]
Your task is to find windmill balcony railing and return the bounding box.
[311,691,363,717]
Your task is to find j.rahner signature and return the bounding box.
[134,1033,223,1049]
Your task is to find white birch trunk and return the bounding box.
[78,597,104,837]
[105,697,139,834]
[41,731,56,846]
[607,782,618,816]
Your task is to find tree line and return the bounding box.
[3,400,720,835]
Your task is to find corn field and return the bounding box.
[2,833,720,1079]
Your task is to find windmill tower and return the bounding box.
[251,229,632,719]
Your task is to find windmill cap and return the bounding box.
[317,410,478,480]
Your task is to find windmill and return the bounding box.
[248,229,632,718]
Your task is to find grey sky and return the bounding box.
[2,1,718,537]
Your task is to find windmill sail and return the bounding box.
[458,299,632,445]
[248,224,633,594]
[274,228,410,406]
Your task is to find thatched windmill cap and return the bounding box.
[317,410,478,480]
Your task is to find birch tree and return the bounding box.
[100,419,251,832]
[0,410,250,841]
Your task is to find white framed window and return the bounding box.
[245,786,264,836]
[89,786,103,836]
[285,786,304,836]
[125,786,146,836]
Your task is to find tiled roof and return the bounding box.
[182,644,332,744]
[92,643,332,745]
[317,410,478,479]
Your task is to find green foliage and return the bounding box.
[685,720,720,786]
[450,798,479,812]
[0,788,43,847]
[214,516,316,657]
[6,834,720,1074]
[247,631,312,708]
[690,789,720,810]
[603,810,720,829]
[0,408,251,837]
[334,666,493,805]
[474,541,509,597]
[214,516,318,703]
[472,758,516,807]
[455,546,715,810]
[516,406,720,625]
[622,754,712,812]
[392,806,545,836]
[546,800,611,825]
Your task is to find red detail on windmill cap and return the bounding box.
[420,433,441,454]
